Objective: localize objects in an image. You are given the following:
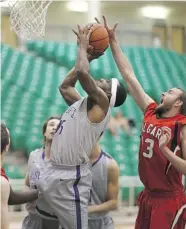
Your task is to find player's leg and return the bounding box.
[170,204,186,229]
[134,191,150,229]
[149,197,186,229]
[37,164,92,229]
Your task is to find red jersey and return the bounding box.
[139,102,186,192]
[1,168,9,181]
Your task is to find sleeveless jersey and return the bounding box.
[139,102,186,192]
[26,148,46,214]
[88,151,112,219]
[1,168,9,181]
[51,98,111,165]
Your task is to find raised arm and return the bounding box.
[60,27,104,106]
[59,54,103,106]
[95,17,154,112]
[73,25,109,116]
[1,177,10,229]
[59,67,81,106]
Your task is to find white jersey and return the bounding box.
[26,148,46,214]
[51,98,111,165]
[89,151,113,219]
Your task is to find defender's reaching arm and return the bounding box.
[95,16,154,112]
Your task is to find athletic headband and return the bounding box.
[110,78,118,108]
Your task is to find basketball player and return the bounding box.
[22,116,61,229]
[37,25,127,229]
[88,142,119,229]
[96,16,186,229]
[1,123,39,229]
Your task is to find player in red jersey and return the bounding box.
[1,123,39,229]
[95,16,186,229]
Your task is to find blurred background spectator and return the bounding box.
[108,111,135,136]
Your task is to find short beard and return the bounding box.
[154,104,170,117]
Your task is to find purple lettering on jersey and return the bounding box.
[66,107,76,118]
[56,120,66,135]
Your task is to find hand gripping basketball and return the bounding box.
[73,24,104,61]
[95,15,118,42]
[72,25,92,50]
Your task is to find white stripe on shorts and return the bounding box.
[170,204,186,229]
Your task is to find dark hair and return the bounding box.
[178,88,186,115]
[114,82,127,107]
[1,123,9,154]
[42,116,61,136]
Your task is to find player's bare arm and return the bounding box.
[59,67,82,106]
[8,186,38,205]
[95,16,154,112]
[159,125,186,175]
[88,159,119,213]
[74,25,110,122]
[59,52,103,106]
[1,176,10,229]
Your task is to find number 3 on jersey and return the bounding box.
[143,138,154,158]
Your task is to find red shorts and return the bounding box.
[135,189,186,229]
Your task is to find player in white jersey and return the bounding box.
[37,25,127,229]
[88,142,119,229]
[22,116,60,229]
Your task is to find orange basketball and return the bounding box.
[89,24,109,53]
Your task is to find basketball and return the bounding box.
[89,23,109,53]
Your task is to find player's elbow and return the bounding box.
[59,85,67,97]
[75,69,87,79]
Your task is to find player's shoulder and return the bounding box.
[178,114,186,124]
[107,158,119,181]
[145,102,158,112]
[144,102,158,118]
[108,157,119,172]
[29,148,43,160]
[102,151,112,160]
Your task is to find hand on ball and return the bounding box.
[95,15,118,42]
[72,25,92,50]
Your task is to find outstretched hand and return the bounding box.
[73,23,104,62]
[72,25,92,50]
[95,15,118,42]
[159,127,172,150]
